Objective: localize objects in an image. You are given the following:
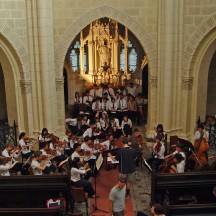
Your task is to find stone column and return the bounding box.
[80,31,84,76]
[56,77,65,135]
[124,27,128,75]
[19,80,34,134]
[113,23,119,74]
[37,0,58,132]
[88,24,94,81]
[158,0,184,134]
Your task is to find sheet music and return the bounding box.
[96,153,103,170]
[107,157,119,164]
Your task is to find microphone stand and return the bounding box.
[91,154,109,214]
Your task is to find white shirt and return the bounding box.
[83,95,93,105]
[111,118,121,129]
[83,128,93,137]
[65,118,78,127]
[0,164,10,176]
[2,149,18,166]
[19,139,31,154]
[100,140,110,150]
[61,136,74,149]
[121,119,132,129]
[173,151,186,173]
[127,86,137,97]
[71,151,81,161]
[71,167,86,182]
[153,142,165,159]
[31,159,42,175]
[108,101,118,112]
[119,98,127,110]
[101,101,109,111]
[194,131,209,141]
[90,89,97,98]
[92,101,102,111]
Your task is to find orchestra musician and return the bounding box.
[31,151,48,175]
[1,143,22,174]
[18,132,34,160]
[110,117,122,139]
[147,135,165,171]
[164,143,186,173]
[153,124,167,153]
[61,130,75,156]
[71,157,95,198]
[0,156,18,176]
[121,115,133,137]
[39,143,57,174]
[193,124,209,168]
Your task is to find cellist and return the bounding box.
[193,124,209,168]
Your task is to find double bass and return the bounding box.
[193,130,209,168]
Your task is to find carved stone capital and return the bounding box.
[20,80,32,94]
[149,75,158,88]
[182,76,193,90]
[56,77,64,91]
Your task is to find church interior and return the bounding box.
[0,0,216,215]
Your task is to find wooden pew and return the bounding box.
[151,171,216,215]
[0,208,62,216]
[0,175,71,212]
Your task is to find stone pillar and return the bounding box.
[124,27,128,75]
[158,0,184,134]
[80,31,84,76]
[88,24,94,81]
[113,23,119,74]
[19,80,34,134]
[37,0,58,132]
[56,77,65,135]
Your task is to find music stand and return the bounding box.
[91,153,109,214]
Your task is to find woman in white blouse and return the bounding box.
[71,157,95,198]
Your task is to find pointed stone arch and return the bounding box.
[55,6,157,77]
[184,13,216,138]
[184,13,216,75]
[0,20,29,78]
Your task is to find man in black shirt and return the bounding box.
[115,137,137,198]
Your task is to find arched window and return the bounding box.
[120,45,124,71]
[129,48,137,71]
[70,41,80,72]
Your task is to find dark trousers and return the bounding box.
[71,179,95,197]
[123,125,132,136]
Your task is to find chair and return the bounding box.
[169,135,178,153]
[71,186,88,216]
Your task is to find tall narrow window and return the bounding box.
[70,41,80,72]
[129,48,137,71]
[120,45,124,71]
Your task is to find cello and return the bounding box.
[193,128,209,168]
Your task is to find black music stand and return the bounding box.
[91,154,109,214]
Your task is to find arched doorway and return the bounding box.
[63,17,148,121]
[206,51,216,115]
[0,64,7,122]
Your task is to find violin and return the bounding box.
[154,142,162,156]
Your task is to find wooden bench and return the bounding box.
[0,175,71,212]
[0,208,63,216]
[151,171,216,215]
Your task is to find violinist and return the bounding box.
[71,157,95,198]
[0,156,18,176]
[71,143,83,161]
[2,143,22,174]
[83,121,95,138]
[153,124,167,152]
[147,135,165,171]
[62,130,74,156]
[31,151,48,175]
[19,132,34,159]
[100,134,114,151]
[164,143,186,173]
[40,143,57,174]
